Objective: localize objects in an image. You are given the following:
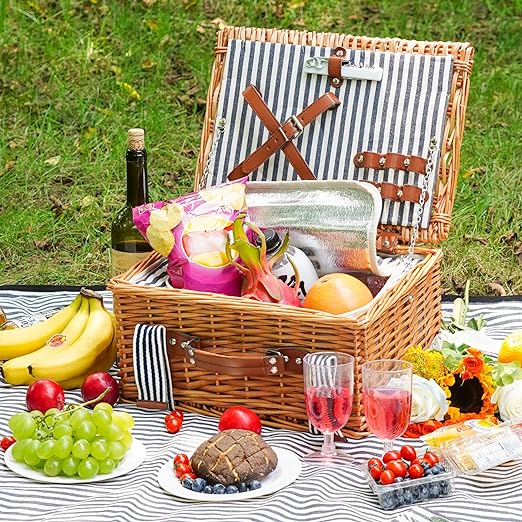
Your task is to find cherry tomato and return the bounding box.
[400,445,417,462]
[386,459,408,478]
[370,465,383,481]
[423,451,440,466]
[1,436,15,451]
[382,450,401,463]
[179,472,197,481]
[175,463,192,478]
[165,412,183,434]
[380,469,396,485]
[173,453,190,468]
[412,458,429,467]
[368,457,383,469]
[408,463,425,479]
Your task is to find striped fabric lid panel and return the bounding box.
[205,39,454,229]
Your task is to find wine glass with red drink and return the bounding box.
[303,352,354,464]
[361,359,413,455]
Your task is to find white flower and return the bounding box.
[410,375,449,423]
[491,381,522,421]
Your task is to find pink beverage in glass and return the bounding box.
[364,387,412,440]
[305,386,353,433]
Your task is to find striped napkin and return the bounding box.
[132,324,174,410]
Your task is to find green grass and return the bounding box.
[0,0,521,294]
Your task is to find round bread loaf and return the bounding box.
[190,429,278,486]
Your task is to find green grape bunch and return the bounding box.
[8,401,135,480]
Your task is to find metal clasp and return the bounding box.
[278,114,304,142]
[266,348,289,363]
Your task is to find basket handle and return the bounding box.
[166,328,307,377]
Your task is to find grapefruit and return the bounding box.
[303,273,373,314]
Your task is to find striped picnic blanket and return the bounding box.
[0,288,521,522]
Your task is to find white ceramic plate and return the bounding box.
[158,447,301,501]
[4,438,146,484]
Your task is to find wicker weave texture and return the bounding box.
[109,247,441,438]
[195,26,474,244]
[109,27,471,437]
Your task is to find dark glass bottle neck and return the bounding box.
[126,149,148,207]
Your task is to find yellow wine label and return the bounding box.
[111,249,151,277]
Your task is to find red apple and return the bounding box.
[81,372,119,408]
[26,380,65,413]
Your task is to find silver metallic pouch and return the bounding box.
[246,180,401,277]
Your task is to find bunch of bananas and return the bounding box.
[0,289,117,390]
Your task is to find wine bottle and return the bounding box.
[110,128,153,277]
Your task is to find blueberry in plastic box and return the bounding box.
[362,463,455,511]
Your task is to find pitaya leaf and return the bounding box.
[268,231,290,267]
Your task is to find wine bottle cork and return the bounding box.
[127,128,145,151]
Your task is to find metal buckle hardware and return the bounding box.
[277,114,304,142]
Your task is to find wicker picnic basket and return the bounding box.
[108,26,474,438]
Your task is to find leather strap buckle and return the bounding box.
[281,115,304,141]
[228,84,340,181]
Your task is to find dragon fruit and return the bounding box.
[225,216,301,307]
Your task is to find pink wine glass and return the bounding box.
[362,359,413,455]
[303,352,354,464]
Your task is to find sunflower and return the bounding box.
[402,343,496,424]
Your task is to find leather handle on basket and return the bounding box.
[166,328,307,377]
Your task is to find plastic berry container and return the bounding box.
[363,463,456,511]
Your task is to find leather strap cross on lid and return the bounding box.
[228,84,340,181]
[353,151,428,174]
[166,328,307,377]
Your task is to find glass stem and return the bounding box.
[383,440,394,455]
[321,432,336,457]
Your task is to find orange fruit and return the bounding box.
[498,330,522,366]
[303,273,373,314]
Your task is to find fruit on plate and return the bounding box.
[81,372,119,407]
[498,330,522,365]
[218,406,262,434]
[7,398,135,479]
[303,273,373,314]
[28,290,115,382]
[190,429,277,486]
[26,380,65,413]
[0,293,82,360]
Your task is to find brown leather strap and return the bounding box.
[368,181,425,203]
[353,151,427,174]
[228,85,340,181]
[136,399,169,410]
[328,47,346,88]
[376,232,399,254]
[166,328,307,377]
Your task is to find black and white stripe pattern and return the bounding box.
[133,324,174,410]
[304,352,339,388]
[1,289,521,522]
[206,40,453,228]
